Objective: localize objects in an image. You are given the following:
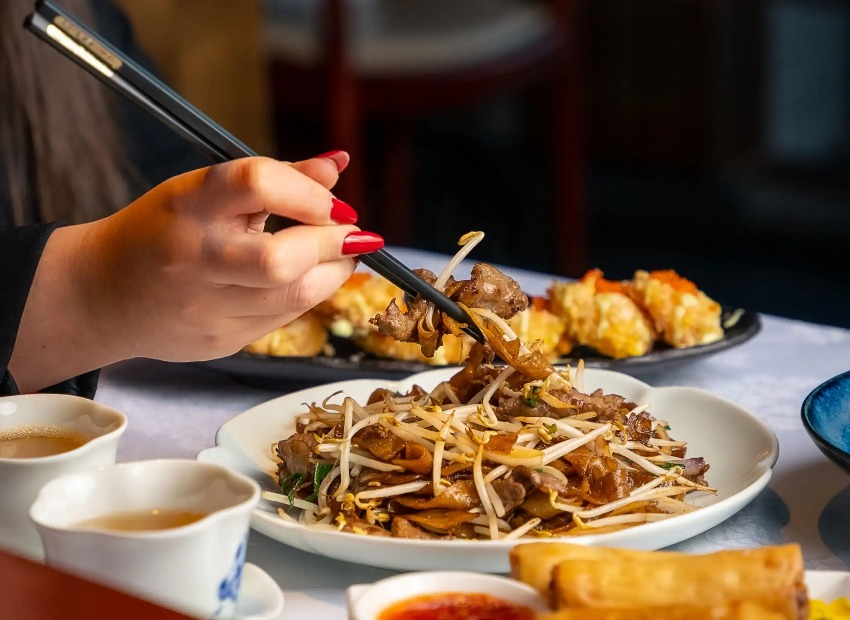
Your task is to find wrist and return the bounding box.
[9,221,131,392]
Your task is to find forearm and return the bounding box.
[8,223,129,393]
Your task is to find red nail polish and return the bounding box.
[342,231,384,255]
[330,197,358,224]
[317,150,350,173]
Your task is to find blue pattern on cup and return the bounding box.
[213,538,247,619]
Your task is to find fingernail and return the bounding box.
[317,150,349,173]
[342,231,384,255]
[330,197,358,224]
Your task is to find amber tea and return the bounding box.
[77,509,208,532]
[0,426,90,459]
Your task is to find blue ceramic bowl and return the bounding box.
[802,370,850,475]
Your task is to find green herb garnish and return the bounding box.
[305,463,334,502]
[659,462,682,470]
[280,472,304,506]
[525,386,541,408]
[663,424,671,431]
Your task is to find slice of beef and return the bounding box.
[391,516,437,539]
[491,479,526,514]
[452,263,528,319]
[277,433,318,476]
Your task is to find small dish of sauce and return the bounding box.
[346,570,548,620]
[378,591,536,620]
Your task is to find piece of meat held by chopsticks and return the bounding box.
[371,261,528,357]
[370,232,552,378]
[508,542,685,600]
[549,544,806,619]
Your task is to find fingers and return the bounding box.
[224,259,358,319]
[208,224,382,287]
[290,151,350,189]
[206,156,357,225]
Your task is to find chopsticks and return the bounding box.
[24,0,485,345]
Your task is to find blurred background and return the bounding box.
[113,0,850,328]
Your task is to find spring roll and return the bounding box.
[538,601,789,620]
[551,544,806,620]
[509,542,683,600]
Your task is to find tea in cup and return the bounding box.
[0,394,126,559]
[30,459,261,620]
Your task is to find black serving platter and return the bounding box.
[195,307,761,390]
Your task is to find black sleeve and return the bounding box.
[0,224,98,398]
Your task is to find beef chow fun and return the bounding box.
[262,233,713,540]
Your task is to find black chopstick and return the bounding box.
[25,1,486,344]
[32,0,253,161]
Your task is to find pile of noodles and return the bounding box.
[263,233,714,540]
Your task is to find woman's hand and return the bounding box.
[10,154,382,392]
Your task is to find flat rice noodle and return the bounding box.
[367,388,396,405]
[391,443,434,474]
[390,516,437,539]
[406,508,478,532]
[589,468,631,503]
[441,313,468,338]
[340,515,392,537]
[441,462,472,477]
[358,471,429,488]
[352,424,406,460]
[448,344,491,398]
[519,489,564,520]
[416,315,441,358]
[394,480,480,511]
[625,410,654,445]
[446,522,479,539]
[537,513,577,533]
[500,396,573,420]
[459,303,553,379]
[563,484,607,506]
[563,448,619,479]
[485,432,518,454]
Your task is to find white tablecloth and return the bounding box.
[94,248,850,619]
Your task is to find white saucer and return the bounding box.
[236,563,284,620]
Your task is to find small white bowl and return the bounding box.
[346,571,549,620]
[0,394,127,559]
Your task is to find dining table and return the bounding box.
[91,246,850,619]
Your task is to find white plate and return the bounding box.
[197,367,779,573]
[807,570,850,602]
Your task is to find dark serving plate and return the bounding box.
[802,370,850,476]
[196,306,761,390]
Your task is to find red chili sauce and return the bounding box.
[377,592,536,620]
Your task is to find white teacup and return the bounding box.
[0,394,127,560]
[30,459,261,620]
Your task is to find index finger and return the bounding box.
[206,156,358,225]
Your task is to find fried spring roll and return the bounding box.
[509,542,683,600]
[551,544,806,620]
[538,601,789,620]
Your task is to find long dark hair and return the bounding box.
[0,0,130,226]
